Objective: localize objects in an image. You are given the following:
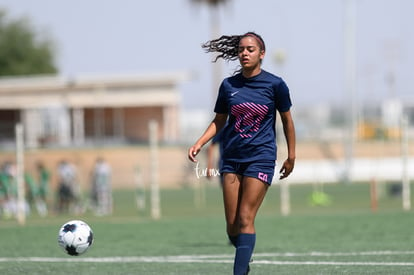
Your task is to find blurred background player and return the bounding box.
[0,161,16,218]
[56,160,79,214]
[188,32,296,275]
[36,161,50,216]
[90,157,112,216]
[24,171,37,216]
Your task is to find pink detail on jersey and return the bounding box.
[231,102,268,138]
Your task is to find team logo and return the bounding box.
[231,102,268,138]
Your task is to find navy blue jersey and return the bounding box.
[214,70,292,162]
[211,128,224,159]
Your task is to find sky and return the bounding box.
[0,0,413,112]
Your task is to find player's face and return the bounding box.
[238,37,265,71]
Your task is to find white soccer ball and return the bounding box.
[58,220,94,256]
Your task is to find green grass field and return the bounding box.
[1,182,414,274]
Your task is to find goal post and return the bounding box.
[280,180,290,216]
[149,120,161,220]
[15,123,26,225]
[401,115,410,211]
[135,166,146,211]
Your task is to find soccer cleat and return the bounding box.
[244,258,253,274]
[245,265,250,275]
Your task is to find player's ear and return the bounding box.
[260,50,265,60]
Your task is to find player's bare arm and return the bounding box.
[279,110,296,179]
[188,113,227,162]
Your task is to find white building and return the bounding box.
[0,72,188,148]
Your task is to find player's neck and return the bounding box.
[242,67,261,79]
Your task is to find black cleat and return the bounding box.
[245,258,253,274]
[245,264,250,274]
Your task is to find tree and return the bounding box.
[0,9,58,76]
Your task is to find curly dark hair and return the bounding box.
[201,32,266,63]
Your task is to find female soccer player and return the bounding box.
[188,32,296,275]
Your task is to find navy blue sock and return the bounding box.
[228,234,238,248]
[233,233,256,275]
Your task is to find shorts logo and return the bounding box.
[258,172,268,182]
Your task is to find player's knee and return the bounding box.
[227,222,239,235]
[238,213,254,230]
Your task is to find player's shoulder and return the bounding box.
[260,70,289,93]
[260,70,283,83]
[221,73,243,88]
[224,72,243,82]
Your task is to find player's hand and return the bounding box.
[279,158,295,179]
[188,145,201,162]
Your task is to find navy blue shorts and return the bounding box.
[220,160,276,185]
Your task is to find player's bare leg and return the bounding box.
[238,176,269,234]
[222,172,243,238]
[223,174,268,274]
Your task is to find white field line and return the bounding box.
[1,251,414,266]
[252,261,414,266]
[255,251,414,257]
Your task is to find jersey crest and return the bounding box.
[231,102,268,138]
